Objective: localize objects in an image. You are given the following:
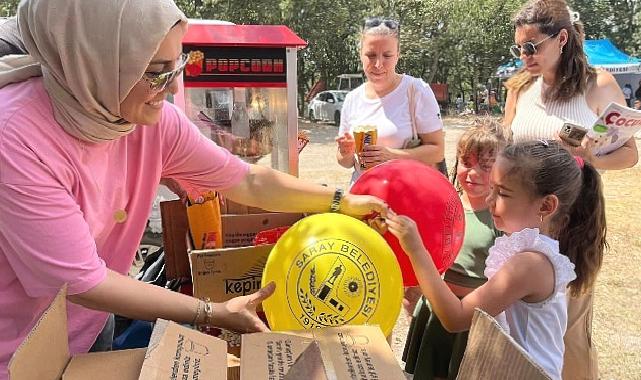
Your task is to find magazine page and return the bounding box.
[590,102,641,156]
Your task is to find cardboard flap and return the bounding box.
[139,319,228,380]
[240,326,405,380]
[240,332,314,379]
[456,309,551,380]
[8,286,71,380]
[160,200,191,279]
[311,325,405,380]
[62,349,146,380]
[283,342,327,380]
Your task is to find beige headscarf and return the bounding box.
[0,0,187,142]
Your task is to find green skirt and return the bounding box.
[402,296,469,380]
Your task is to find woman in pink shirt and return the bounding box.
[0,0,387,377]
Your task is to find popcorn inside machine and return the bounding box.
[176,21,308,175]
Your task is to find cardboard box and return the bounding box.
[240,325,406,380]
[456,309,551,380]
[8,286,238,380]
[219,212,302,248]
[189,211,303,303]
[188,243,274,358]
[160,199,303,279]
[190,244,273,302]
[160,199,304,357]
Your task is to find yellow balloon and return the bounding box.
[262,213,403,336]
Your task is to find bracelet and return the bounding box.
[203,298,215,326]
[330,188,344,213]
[192,300,204,326]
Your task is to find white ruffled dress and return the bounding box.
[484,228,577,380]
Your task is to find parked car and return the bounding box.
[308,90,348,126]
[337,74,364,91]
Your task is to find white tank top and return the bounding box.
[510,76,598,142]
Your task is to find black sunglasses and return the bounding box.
[363,18,400,33]
[510,32,559,58]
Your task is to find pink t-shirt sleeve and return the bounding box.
[159,103,250,198]
[0,122,106,298]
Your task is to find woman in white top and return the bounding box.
[502,1,636,378]
[386,140,606,380]
[335,17,445,316]
[335,18,445,182]
[504,0,637,171]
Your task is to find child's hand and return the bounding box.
[386,210,424,256]
[367,216,388,235]
[335,133,355,155]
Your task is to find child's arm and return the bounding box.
[386,212,554,332]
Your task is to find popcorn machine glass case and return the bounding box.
[176,23,307,175]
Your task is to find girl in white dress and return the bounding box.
[386,140,607,380]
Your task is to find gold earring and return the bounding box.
[539,214,544,223]
[560,46,564,54]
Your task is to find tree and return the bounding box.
[7,0,638,111]
[0,0,19,17]
[569,0,640,55]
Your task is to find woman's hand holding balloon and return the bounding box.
[340,193,389,219]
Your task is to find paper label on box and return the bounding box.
[140,320,227,380]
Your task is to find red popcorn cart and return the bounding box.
[176,21,307,175]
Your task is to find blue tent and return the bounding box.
[584,39,641,74]
[496,39,641,78]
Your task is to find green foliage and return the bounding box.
[7,0,638,109]
[0,0,19,17]
[569,0,641,56]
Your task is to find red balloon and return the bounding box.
[350,160,465,286]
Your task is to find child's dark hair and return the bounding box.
[451,118,508,186]
[501,140,607,296]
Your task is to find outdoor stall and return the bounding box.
[175,20,307,176]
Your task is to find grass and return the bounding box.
[592,167,641,379]
[297,118,641,378]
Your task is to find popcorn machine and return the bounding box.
[176,21,307,175]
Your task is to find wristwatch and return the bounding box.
[330,188,344,212]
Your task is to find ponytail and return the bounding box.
[558,162,607,296]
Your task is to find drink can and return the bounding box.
[354,125,377,169]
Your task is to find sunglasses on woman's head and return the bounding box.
[510,32,559,58]
[363,18,400,33]
[143,53,189,92]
